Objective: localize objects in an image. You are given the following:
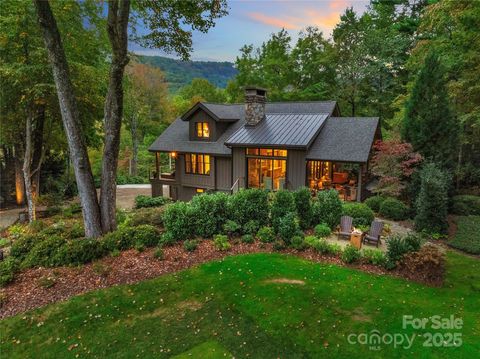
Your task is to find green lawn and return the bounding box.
[1,251,479,358]
[449,215,480,254]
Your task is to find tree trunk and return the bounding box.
[130,113,138,177]
[14,146,26,206]
[31,105,46,197]
[33,0,102,237]
[100,0,130,233]
[22,110,36,222]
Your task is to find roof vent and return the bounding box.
[245,86,266,126]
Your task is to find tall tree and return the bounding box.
[402,51,459,169]
[34,0,227,236]
[124,61,169,176]
[100,0,130,233]
[332,8,367,117]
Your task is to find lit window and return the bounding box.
[196,188,205,193]
[246,148,287,191]
[196,122,210,138]
[185,153,211,175]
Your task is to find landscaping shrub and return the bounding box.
[223,220,241,236]
[257,226,275,243]
[341,245,361,263]
[379,198,409,220]
[101,225,159,252]
[278,212,299,245]
[243,220,260,235]
[272,240,286,251]
[131,225,160,247]
[310,238,330,254]
[183,239,199,252]
[134,195,169,209]
[362,249,387,266]
[228,189,269,227]
[68,222,85,239]
[22,235,67,268]
[62,203,82,218]
[451,195,480,216]
[312,190,342,229]
[314,223,331,238]
[271,190,296,233]
[28,220,47,234]
[10,234,39,261]
[385,234,419,269]
[401,244,445,284]
[290,235,307,250]
[191,192,229,238]
[293,187,314,229]
[159,231,176,246]
[0,257,18,287]
[364,196,386,213]
[342,202,375,226]
[54,239,106,266]
[213,234,231,251]
[126,207,164,228]
[162,201,195,241]
[415,163,450,234]
[403,233,422,252]
[304,235,317,247]
[241,234,254,244]
[153,247,164,260]
[449,216,480,254]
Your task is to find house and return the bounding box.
[149,87,381,201]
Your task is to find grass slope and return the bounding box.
[1,252,479,358]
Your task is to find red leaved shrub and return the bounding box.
[400,244,445,286]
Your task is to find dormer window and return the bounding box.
[196,122,210,138]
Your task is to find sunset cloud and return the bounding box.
[247,12,298,30]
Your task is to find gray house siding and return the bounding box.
[215,156,232,191]
[187,109,230,142]
[287,150,306,189]
[232,147,246,189]
[178,154,215,189]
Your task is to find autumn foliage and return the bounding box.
[370,140,422,198]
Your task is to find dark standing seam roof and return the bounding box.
[225,113,328,148]
[306,117,379,163]
[149,101,338,155]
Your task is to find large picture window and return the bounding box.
[195,122,210,138]
[246,148,287,190]
[185,153,211,175]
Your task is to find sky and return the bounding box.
[130,0,370,62]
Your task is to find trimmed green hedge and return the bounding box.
[364,196,386,212]
[135,195,169,209]
[312,190,342,229]
[451,195,480,216]
[449,216,480,254]
[342,202,375,226]
[379,198,409,221]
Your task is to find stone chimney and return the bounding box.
[245,86,267,126]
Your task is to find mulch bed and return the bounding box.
[0,240,439,320]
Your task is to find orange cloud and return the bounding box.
[329,0,349,10]
[247,12,298,30]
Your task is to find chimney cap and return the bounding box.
[244,86,267,96]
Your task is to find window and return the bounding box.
[196,188,205,193]
[185,153,211,175]
[246,148,287,190]
[196,122,210,138]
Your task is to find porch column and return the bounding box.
[155,152,160,179]
[356,164,363,202]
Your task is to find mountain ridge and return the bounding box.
[137,55,238,92]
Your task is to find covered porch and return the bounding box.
[306,160,368,202]
[150,151,177,198]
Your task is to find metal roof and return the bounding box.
[225,113,328,149]
[306,117,380,163]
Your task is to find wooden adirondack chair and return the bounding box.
[337,216,353,240]
[363,220,384,247]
